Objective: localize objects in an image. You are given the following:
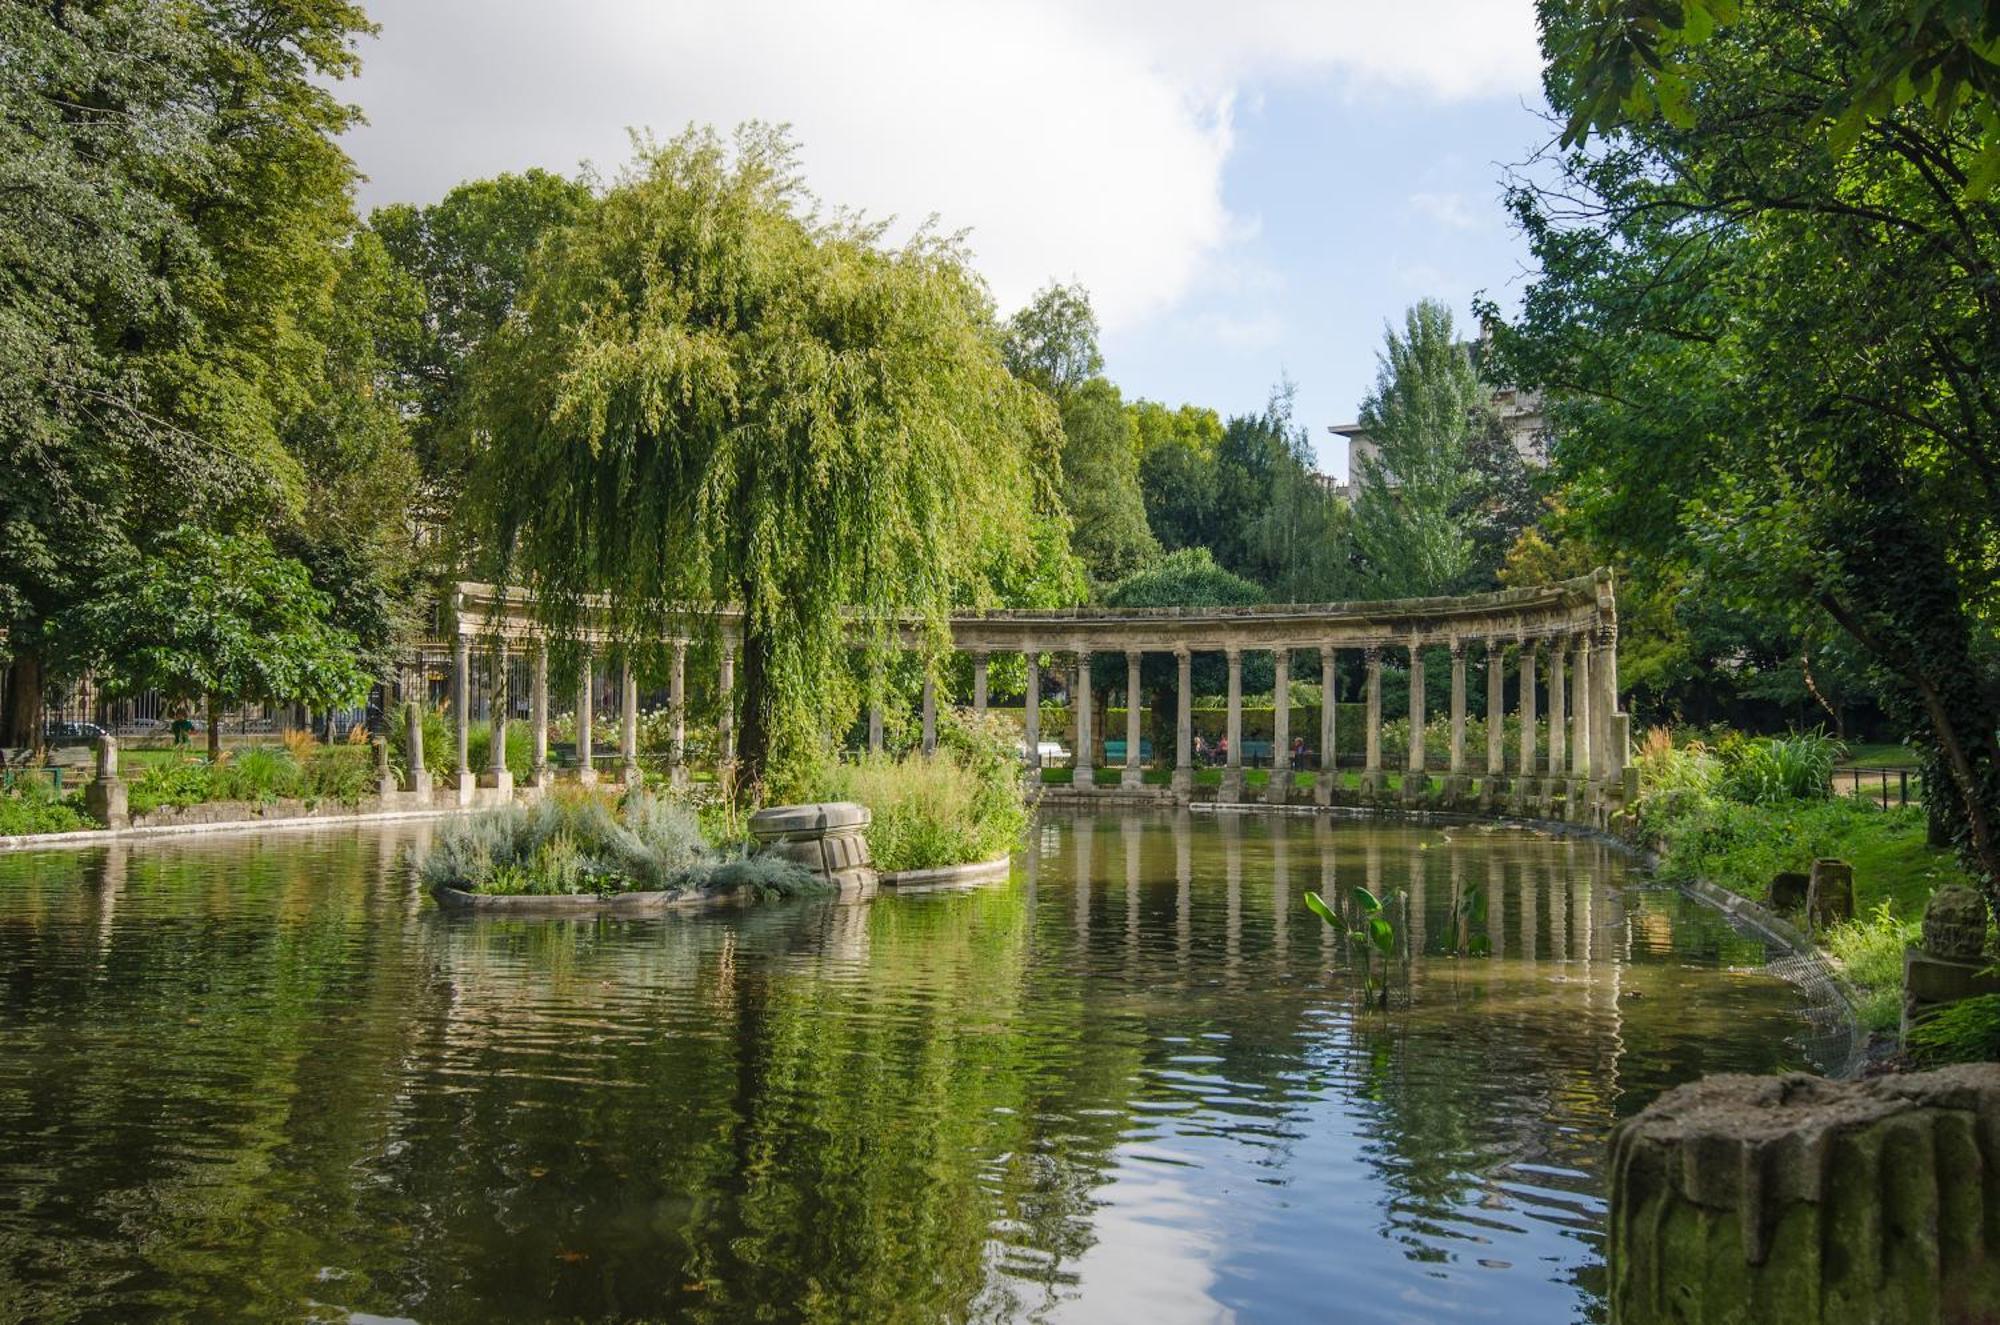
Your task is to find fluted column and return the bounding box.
[1074,651,1093,781]
[1172,647,1192,796]
[530,642,550,789]
[1363,646,1383,788]
[971,651,989,717]
[1547,637,1566,781]
[481,644,512,795]
[619,653,640,786]
[1222,646,1245,802]
[1272,649,1291,772]
[1123,650,1144,788]
[1570,633,1592,779]
[921,673,937,757]
[669,639,688,787]
[574,646,596,785]
[1485,637,1505,779]
[1406,638,1426,777]
[1024,647,1042,772]
[718,639,735,768]
[1517,639,1539,783]
[1449,639,1467,779]
[452,633,472,802]
[1316,645,1337,804]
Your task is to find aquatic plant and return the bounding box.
[1305,885,1401,1009]
[815,710,1030,872]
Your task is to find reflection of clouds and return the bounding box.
[1048,1151,1231,1325]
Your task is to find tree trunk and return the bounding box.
[3,650,46,758]
[206,694,221,763]
[735,627,772,800]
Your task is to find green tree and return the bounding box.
[1503,0,2000,905]
[1001,281,1104,398]
[0,0,396,752]
[1350,301,1484,599]
[471,126,1071,794]
[1057,379,1158,581]
[74,526,370,760]
[372,169,595,534]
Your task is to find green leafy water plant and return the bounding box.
[1305,885,1400,1009]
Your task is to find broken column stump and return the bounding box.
[1609,1065,2000,1324]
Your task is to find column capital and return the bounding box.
[1125,648,1142,663]
[1595,621,1618,647]
[1173,645,1191,662]
[1362,645,1382,666]
[1449,636,1466,659]
[1224,644,1243,661]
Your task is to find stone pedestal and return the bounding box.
[748,802,877,896]
[1608,1065,2000,1324]
[476,768,513,800]
[455,771,478,807]
[1171,765,1193,799]
[84,735,127,830]
[374,736,396,799]
[1807,858,1855,928]
[1903,886,1997,1040]
[1219,768,1247,804]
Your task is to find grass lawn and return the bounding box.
[1838,742,1920,769]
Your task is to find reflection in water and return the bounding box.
[0,811,1821,1323]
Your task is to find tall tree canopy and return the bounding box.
[1001,281,1104,398]
[471,126,1073,794]
[1504,0,2000,906]
[1350,301,1485,599]
[1056,378,1158,581]
[1,0,411,749]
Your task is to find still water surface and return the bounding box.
[0,810,1827,1324]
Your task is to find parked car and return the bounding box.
[42,720,108,749]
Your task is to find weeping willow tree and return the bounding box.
[469,126,1071,795]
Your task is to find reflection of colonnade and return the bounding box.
[405,571,1631,819]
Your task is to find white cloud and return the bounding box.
[1408,190,1487,231]
[343,1,1539,332]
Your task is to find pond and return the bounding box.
[0,809,1836,1324]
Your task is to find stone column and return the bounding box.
[1547,637,1566,783]
[867,699,883,755]
[718,639,736,768]
[1222,646,1245,802]
[529,642,550,789]
[1449,639,1467,784]
[403,680,431,799]
[1363,646,1383,791]
[1570,634,1591,781]
[1594,622,1624,789]
[1172,647,1193,796]
[1517,639,1538,784]
[452,634,474,804]
[480,645,512,796]
[1023,647,1042,772]
[85,734,128,829]
[1485,637,1505,780]
[574,646,597,786]
[619,653,640,787]
[1316,645,1337,805]
[920,672,937,757]
[669,640,688,788]
[971,652,989,717]
[1592,623,1613,782]
[1271,649,1291,771]
[1406,638,1426,778]
[1123,650,1144,788]
[1074,651,1094,782]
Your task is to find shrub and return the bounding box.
[1718,730,1841,805]
[815,709,1030,872]
[414,788,815,898]
[125,745,377,814]
[0,781,95,835]
[1824,903,1921,1032]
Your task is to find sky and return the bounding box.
[341,1,1557,479]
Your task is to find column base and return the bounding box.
[618,764,644,789]
[85,777,128,831]
[1171,766,1193,797]
[1220,767,1247,804]
[1074,764,1094,791]
[1361,770,1385,801]
[476,769,514,799]
[406,770,433,800]
[569,765,599,787]
[455,771,478,806]
[1264,767,1292,804]
[1121,765,1145,789]
[670,763,690,791]
[1314,771,1335,806]
[527,765,555,791]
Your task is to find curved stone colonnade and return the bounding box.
[403,571,1632,823]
